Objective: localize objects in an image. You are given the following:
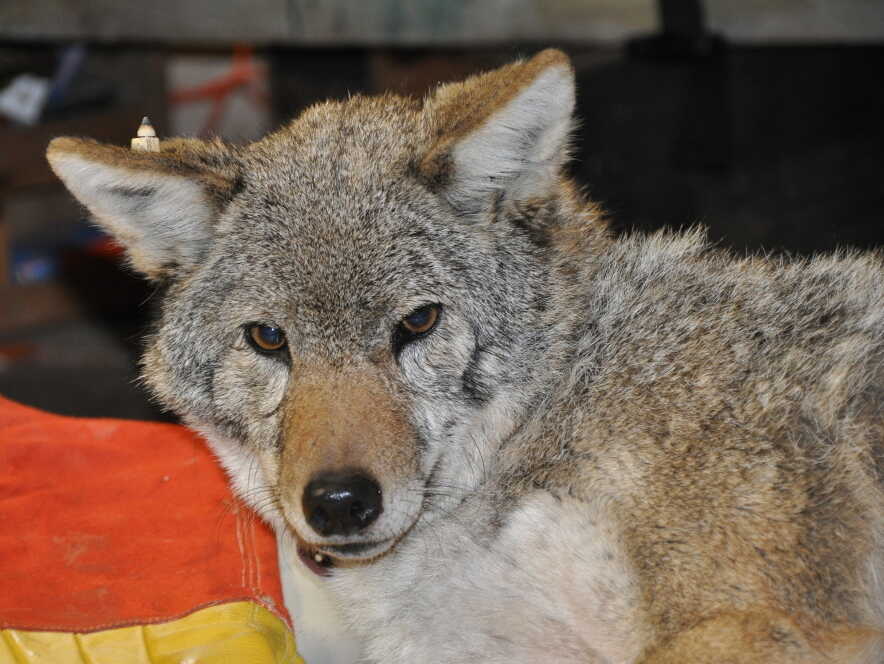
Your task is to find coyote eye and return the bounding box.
[394,303,441,351]
[402,304,440,336]
[246,324,288,353]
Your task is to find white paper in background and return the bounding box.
[167,54,271,143]
[0,74,50,125]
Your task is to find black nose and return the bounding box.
[302,472,383,537]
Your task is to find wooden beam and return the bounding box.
[2,1,881,45]
[0,0,655,45]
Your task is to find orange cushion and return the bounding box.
[0,396,290,633]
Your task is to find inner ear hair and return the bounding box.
[47,136,241,281]
[48,137,242,207]
[420,49,576,217]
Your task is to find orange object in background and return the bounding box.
[0,396,301,662]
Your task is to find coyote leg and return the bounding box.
[639,610,877,664]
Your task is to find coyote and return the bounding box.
[48,49,883,662]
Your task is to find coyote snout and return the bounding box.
[278,365,422,558]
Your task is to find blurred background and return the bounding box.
[0,0,882,420]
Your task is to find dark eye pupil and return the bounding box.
[406,309,430,328]
[258,326,282,346]
[391,304,441,356]
[247,323,287,352]
[400,304,440,336]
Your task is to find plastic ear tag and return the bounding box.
[131,116,160,152]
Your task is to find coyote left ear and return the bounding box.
[421,49,575,216]
[47,136,240,281]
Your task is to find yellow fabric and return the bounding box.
[0,601,303,664]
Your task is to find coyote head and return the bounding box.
[48,50,604,564]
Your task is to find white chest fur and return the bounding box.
[327,492,645,664]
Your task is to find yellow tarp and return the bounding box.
[0,601,303,664]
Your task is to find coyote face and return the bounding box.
[47,51,580,564]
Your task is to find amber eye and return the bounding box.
[246,324,287,353]
[400,304,441,337]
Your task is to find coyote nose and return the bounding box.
[302,472,383,537]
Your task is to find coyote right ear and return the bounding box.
[421,49,576,217]
[47,136,241,281]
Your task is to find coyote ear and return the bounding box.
[47,136,241,280]
[421,49,575,217]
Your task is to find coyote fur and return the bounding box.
[48,50,883,662]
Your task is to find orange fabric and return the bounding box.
[0,396,290,633]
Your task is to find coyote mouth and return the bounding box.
[297,544,334,577]
[296,538,396,577]
[321,539,393,558]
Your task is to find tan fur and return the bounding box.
[48,136,241,204]
[549,292,884,649]
[640,610,879,663]
[279,365,419,536]
[420,49,572,185]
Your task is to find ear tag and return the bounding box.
[131,116,160,152]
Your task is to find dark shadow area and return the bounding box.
[573,44,884,253]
